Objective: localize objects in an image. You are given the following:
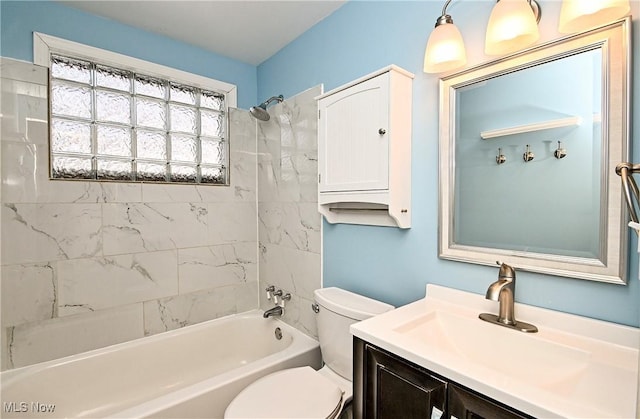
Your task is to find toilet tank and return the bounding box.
[314,287,394,380]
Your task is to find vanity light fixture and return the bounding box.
[424,0,541,73]
[423,0,467,73]
[559,0,630,34]
[485,0,541,56]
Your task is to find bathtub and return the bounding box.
[0,310,321,418]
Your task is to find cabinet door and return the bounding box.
[363,343,446,419]
[448,384,531,419]
[318,73,390,193]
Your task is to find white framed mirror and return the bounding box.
[438,17,631,284]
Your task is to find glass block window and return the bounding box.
[49,54,228,184]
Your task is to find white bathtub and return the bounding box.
[0,310,321,418]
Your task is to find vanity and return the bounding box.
[351,284,639,418]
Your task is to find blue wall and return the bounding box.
[0,1,257,109]
[259,0,640,326]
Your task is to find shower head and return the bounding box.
[249,95,284,121]
[249,105,270,122]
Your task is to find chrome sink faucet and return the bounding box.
[479,262,538,333]
[486,262,516,325]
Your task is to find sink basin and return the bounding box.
[351,284,639,418]
[394,309,590,392]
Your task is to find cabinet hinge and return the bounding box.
[318,173,321,183]
[318,110,321,119]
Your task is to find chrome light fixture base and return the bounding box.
[435,14,454,27]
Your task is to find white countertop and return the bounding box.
[351,284,639,418]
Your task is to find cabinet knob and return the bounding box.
[378,128,386,135]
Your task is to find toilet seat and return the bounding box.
[224,366,344,419]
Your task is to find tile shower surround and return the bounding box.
[0,58,321,369]
[257,87,322,339]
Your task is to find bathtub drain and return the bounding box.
[274,327,283,340]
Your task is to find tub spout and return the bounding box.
[263,306,283,318]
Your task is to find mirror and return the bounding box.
[439,17,631,284]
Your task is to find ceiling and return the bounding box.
[60,0,347,66]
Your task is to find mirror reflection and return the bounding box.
[439,18,630,284]
[454,49,602,259]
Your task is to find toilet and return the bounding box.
[224,287,394,419]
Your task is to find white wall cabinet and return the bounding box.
[317,65,413,228]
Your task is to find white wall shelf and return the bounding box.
[480,116,581,140]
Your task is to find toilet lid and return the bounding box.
[224,366,343,419]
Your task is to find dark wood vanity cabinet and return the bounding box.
[356,338,447,418]
[353,337,533,419]
[447,383,531,419]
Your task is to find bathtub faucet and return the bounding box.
[263,306,283,318]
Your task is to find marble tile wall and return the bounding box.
[1,57,321,370]
[0,57,259,370]
[257,86,322,338]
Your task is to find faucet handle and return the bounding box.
[276,292,291,308]
[497,262,515,280]
[265,285,275,300]
[273,289,283,304]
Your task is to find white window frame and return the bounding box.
[34,33,237,108]
[33,32,237,184]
